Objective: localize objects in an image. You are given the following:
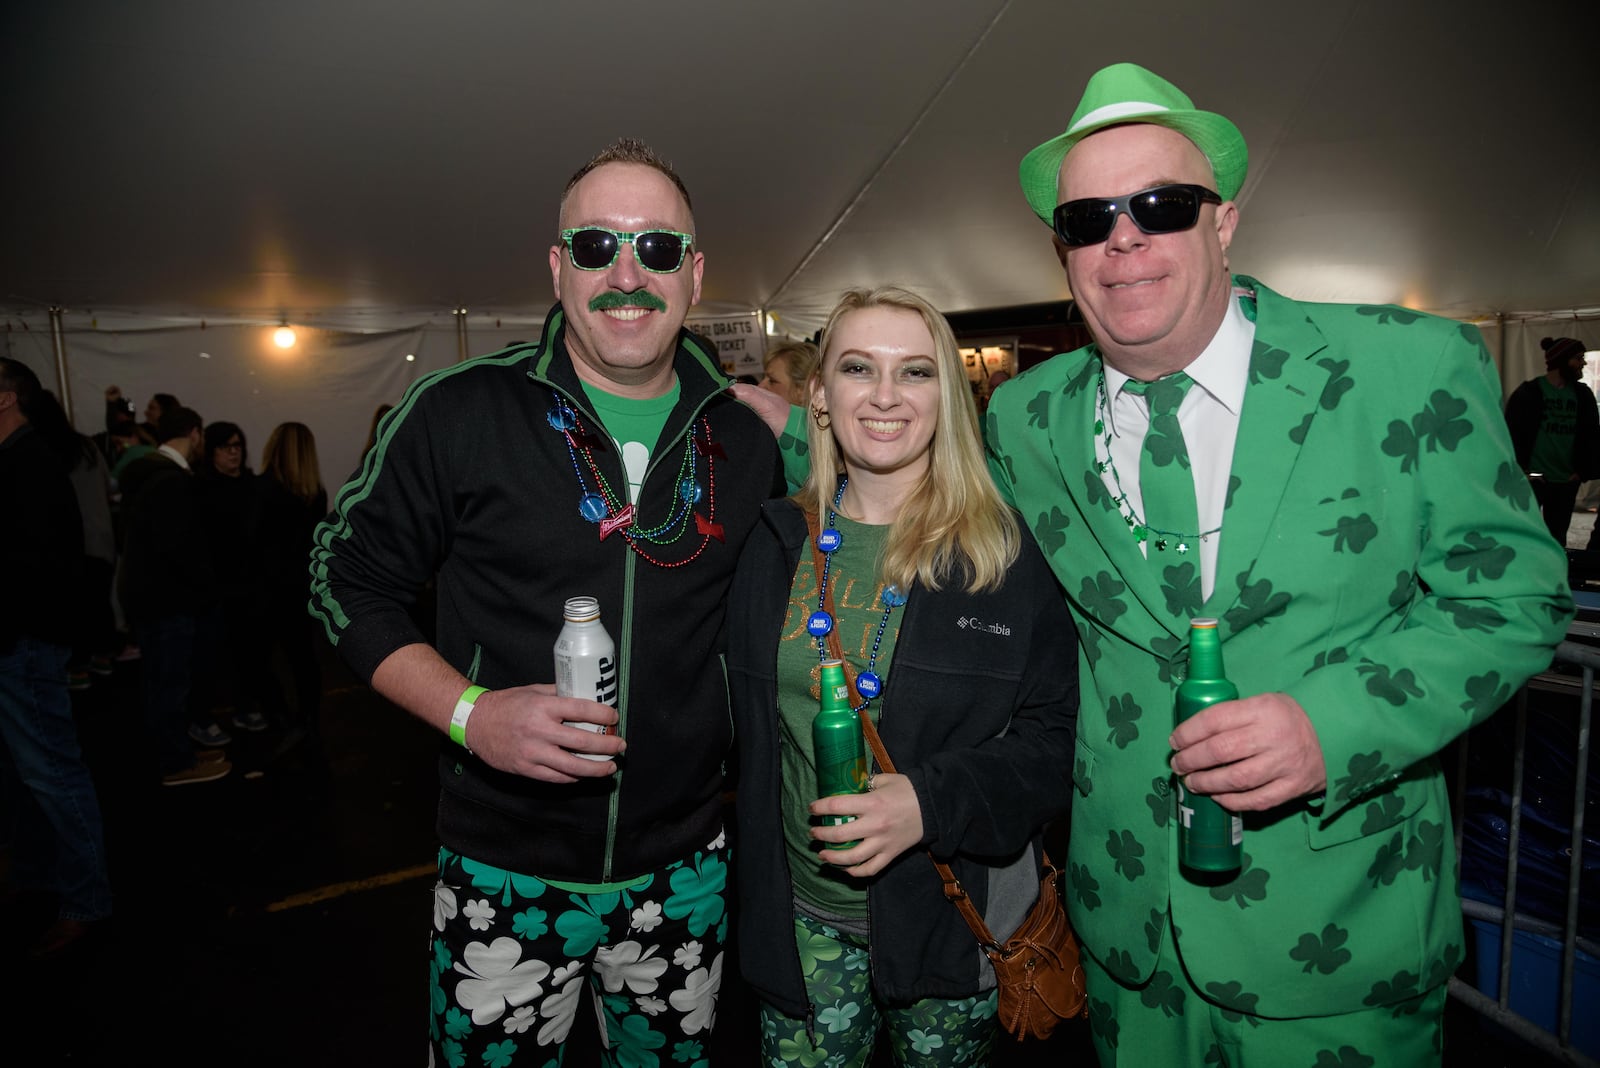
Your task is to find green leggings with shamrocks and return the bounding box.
[758,912,998,1067]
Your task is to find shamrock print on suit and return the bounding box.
[984,276,1572,1020]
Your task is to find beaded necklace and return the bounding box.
[547,397,722,569]
[1093,370,1221,554]
[804,479,907,713]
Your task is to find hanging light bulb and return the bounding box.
[274,325,297,349]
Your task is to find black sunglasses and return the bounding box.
[560,227,694,273]
[1052,183,1222,248]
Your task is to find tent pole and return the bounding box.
[49,306,75,428]
[455,307,468,364]
[1497,313,1507,393]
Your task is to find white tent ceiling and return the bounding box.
[5,0,1597,341]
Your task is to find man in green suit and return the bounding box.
[982,63,1573,1064]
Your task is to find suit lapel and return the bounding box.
[1202,283,1334,635]
[1045,350,1193,645]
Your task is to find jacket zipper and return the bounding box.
[593,383,722,882]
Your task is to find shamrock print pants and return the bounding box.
[758,912,998,1067]
[1081,909,1446,1067]
[428,841,729,1068]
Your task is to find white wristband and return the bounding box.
[449,685,488,753]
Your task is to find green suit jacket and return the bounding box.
[984,277,1572,1019]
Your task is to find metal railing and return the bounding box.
[1449,640,1597,1067]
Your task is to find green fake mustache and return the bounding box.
[589,290,667,313]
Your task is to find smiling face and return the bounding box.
[814,306,940,512]
[1057,123,1238,380]
[549,162,704,398]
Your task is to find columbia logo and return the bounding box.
[957,616,1011,637]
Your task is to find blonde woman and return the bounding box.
[257,422,327,752]
[758,338,821,407]
[727,287,1079,1065]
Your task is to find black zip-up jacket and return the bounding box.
[311,307,782,880]
[727,498,1079,1012]
[118,449,215,622]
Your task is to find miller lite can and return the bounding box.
[554,596,617,761]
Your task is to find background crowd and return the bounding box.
[1,367,348,958]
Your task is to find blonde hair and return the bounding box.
[801,286,1019,594]
[763,339,820,403]
[262,422,325,504]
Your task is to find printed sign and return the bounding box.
[687,314,765,380]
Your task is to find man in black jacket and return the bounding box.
[1504,335,1600,546]
[0,358,113,954]
[118,406,232,785]
[311,138,780,1066]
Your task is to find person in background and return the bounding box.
[119,406,233,784]
[0,358,114,957]
[27,389,119,690]
[361,403,393,465]
[1503,335,1599,546]
[93,387,150,660]
[139,391,180,444]
[310,137,781,1066]
[728,287,1077,1065]
[982,368,1012,412]
[195,421,269,735]
[982,62,1571,1063]
[758,338,820,407]
[93,387,152,471]
[257,422,327,757]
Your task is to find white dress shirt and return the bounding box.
[156,442,192,472]
[1097,292,1257,602]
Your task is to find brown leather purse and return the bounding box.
[805,521,1087,1039]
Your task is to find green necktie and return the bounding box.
[1123,372,1198,554]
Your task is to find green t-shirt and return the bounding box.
[579,378,681,504]
[1530,376,1580,482]
[776,515,903,918]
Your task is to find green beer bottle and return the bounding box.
[813,658,867,850]
[1176,618,1243,874]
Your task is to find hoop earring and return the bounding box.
[811,406,831,430]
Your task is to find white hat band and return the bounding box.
[1067,100,1173,135]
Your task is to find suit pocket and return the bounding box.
[1306,773,1427,851]
[1073,736,1096,798]
[1270,488,1393,560]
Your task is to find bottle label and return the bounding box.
[555,616,616,762]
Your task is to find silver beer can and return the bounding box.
[553,595,617,761]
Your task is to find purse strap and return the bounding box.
[803,507,1006,952]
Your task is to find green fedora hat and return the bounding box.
[1019,62,1248,224]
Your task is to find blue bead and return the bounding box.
[578,493,609,522]
[880,584,907,608]
[806,610,833,638]
[679,478,703,503]
[547,406,577,431]
[816,528,842,553]
[856,671,882,699]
